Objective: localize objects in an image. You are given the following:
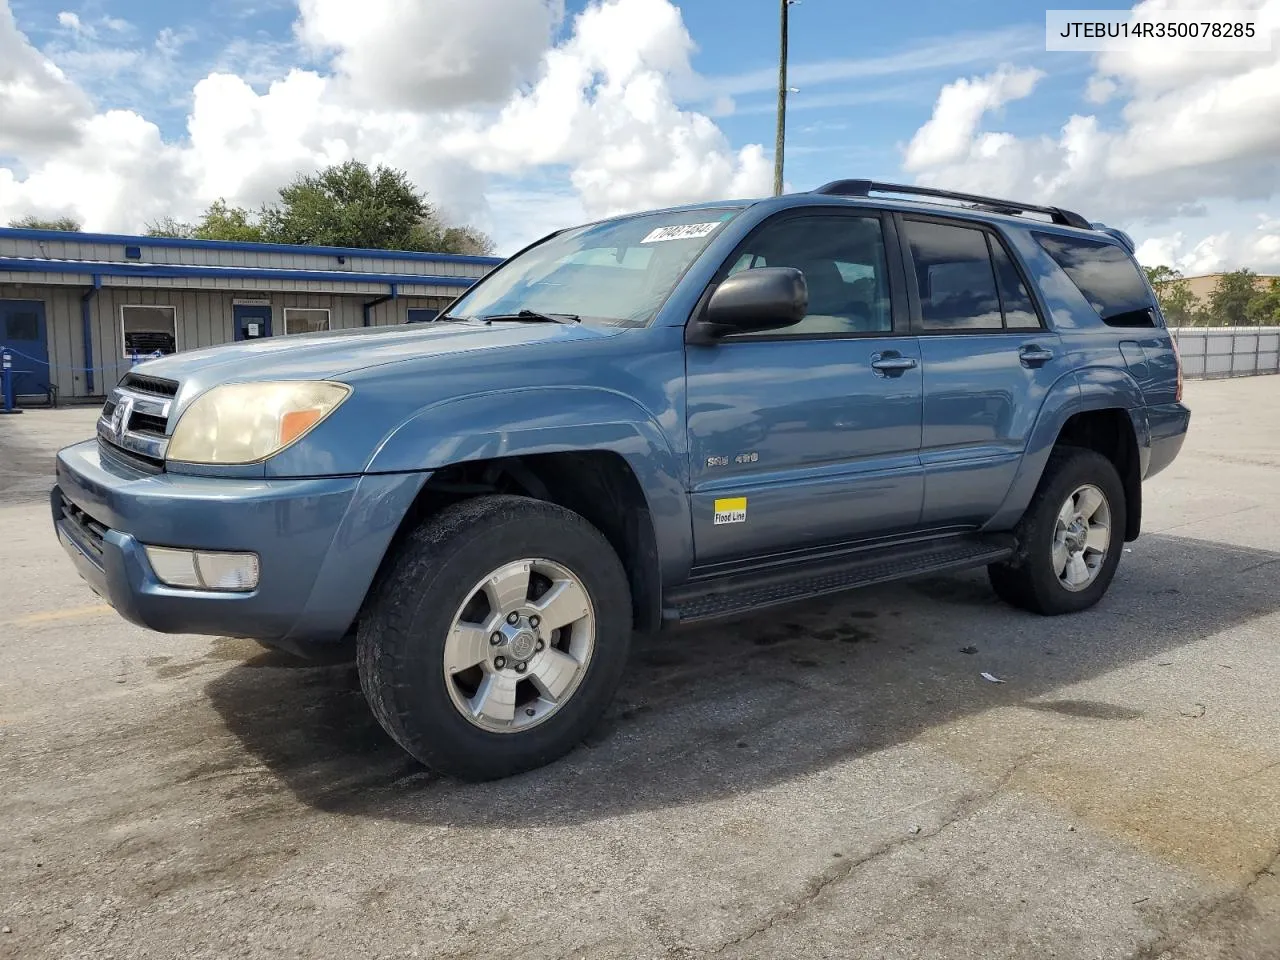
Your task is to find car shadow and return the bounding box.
[201,532,1280,826]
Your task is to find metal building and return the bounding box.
[0,227,501,404]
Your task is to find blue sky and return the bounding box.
[3,0,1277,270]
[16,0,1109,182]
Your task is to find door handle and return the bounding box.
[870,353,918,376]
[1019,345,1054,367]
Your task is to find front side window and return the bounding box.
[447,208,744,327]
[725,214,894,337]
[121,305,176,357]
[1035,233,1155,327]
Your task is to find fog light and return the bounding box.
[144,546,259,592]
[195,551,260,591]
[144,546,202,588]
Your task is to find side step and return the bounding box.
[663,535,1015,625]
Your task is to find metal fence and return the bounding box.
[1168,326,1280,379]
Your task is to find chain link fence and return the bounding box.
[1168,326,1280,379]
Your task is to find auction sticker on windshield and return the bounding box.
[641,223,723,243]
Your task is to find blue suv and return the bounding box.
[52,180,1190,780]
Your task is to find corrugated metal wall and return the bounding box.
[0,234,494,279]
[1,284,457,400]
[1170,326,1280,378]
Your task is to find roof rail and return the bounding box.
[810,179,1093,230]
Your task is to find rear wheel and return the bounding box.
[357,495,632,780]
[988,447,1126,616]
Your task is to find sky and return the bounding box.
[1,0,1278,273]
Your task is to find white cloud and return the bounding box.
[0,0,770,253]
[444,0,768,216]
[900,0,1280,269]
[700,26,1042,100]
[903,65,1042,170]
[56,11,86,34]
[0,2,91,153]
[295,0,564,109]
[1137,216,1280,274]
[1,109,190,227]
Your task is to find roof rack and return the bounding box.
[810,179,1093,230]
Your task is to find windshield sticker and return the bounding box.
[641,222,723,244]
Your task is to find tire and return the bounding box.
[988,447,1127,616]
[357,495,632,781]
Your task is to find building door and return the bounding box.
[234,304,272,341]
[0,299,49,399]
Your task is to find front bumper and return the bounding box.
[52,440,427,643]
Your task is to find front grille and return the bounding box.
[98,376,178,469]
[98,437,164,474]
[129,412,168,438]
[120,373,179,397]
[59,493,107,564]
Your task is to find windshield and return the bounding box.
[447,207,744,327]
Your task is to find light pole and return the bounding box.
[773,0,798,196]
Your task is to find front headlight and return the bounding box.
[167,381,351,465]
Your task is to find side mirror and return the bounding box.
[687,267,808,343]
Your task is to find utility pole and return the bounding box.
[773,0,790,196]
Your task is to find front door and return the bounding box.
[685,211,924,565]
[0,299,49,398]
[234,304,272,341]
[897,215,1063,527]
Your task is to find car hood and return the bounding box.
[130,321,618,410]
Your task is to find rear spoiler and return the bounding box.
[1090,223,1136,254]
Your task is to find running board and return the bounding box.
[663,535,1015,624]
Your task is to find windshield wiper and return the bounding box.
[478,309,581,325]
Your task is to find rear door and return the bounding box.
[898,216,1062,527]
[685,209,924,565]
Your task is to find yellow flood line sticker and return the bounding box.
[713,496,747,525]
[3,603,113,627]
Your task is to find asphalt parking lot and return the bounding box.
[1,378,1277,960]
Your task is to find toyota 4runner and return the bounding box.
[52,180,1190,780]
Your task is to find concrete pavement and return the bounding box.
[1,378,1277,959]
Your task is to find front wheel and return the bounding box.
[357,495,632,780]
[988,447,1127,616]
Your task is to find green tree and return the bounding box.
[414,223,495,256]
[140,162,492,254]
[1245,277,1280,326]
[144,216,195,239]
[9,214,82,231]
[264,161,422,248]
[260,160,492,254]
[1143,264,1198,327]
[145,200,265,242]
[1207,268,1259,326]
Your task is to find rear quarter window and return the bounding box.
[1035,233,1156,327]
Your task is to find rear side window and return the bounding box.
[990,240,1041,329]
[1035,233,1155,327]
[901,220,1003,331]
